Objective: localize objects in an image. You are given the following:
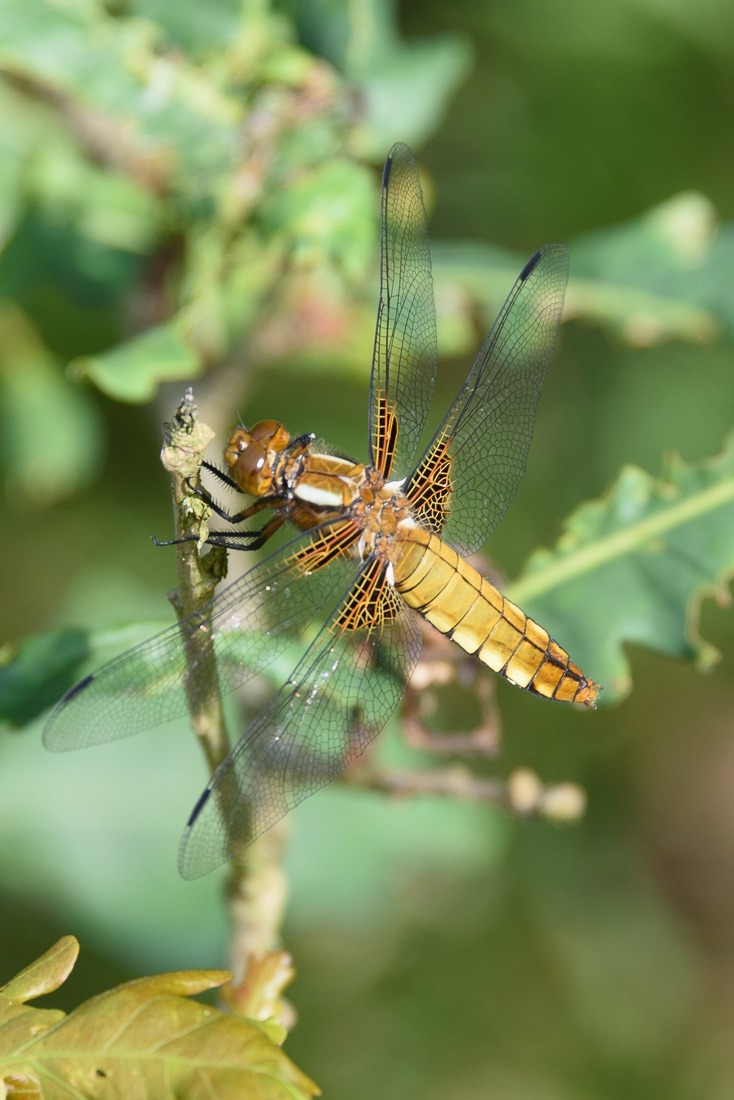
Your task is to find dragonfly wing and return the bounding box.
[368,143,438,480]
[43,520,362,751]
[406,244,570,555]
[179,559,422,878]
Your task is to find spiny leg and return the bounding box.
[153,515,285,553]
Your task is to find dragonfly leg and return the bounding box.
[186,479,282,525]
[204,515,285,552]
[199,460,242,493]
[152,514,285,552]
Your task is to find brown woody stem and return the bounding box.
[344,758,586,822]
[160,389,290,996]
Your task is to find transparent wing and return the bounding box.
[406,244,569,555]
[179,563,422,879]
[43,521,362,751]
[368,142,438,480]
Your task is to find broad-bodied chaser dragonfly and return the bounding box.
[44,144,600,878]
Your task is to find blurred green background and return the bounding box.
[2,0,734,1096]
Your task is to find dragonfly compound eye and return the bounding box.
[225,437,273,496]
[249,419,291,451]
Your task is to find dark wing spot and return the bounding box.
[519,249,542,281]
[63,673,95,703]
[186,786,212,829]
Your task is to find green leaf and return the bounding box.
[0,303,103,501]
[570,192,734,342]
[356,33,471,153]
[0,937,320,1099]
[0,0,244,198]
[133,0,243,56]
[0,630,89,728]
[258,159,374,279]
[0,621,180,730]
[432,235,720,350]
[70,320,202,403]
[432,192,734,350]
[0,82,48,250]
[296,0,470,152]
[27,142,162,255]
[507,435,734,702]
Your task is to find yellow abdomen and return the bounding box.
[392,529,599,707]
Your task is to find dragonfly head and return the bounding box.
[224,420,291,497]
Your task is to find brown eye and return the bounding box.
[239,441,266,475]
[231,441,271,496]
[250,419,280,441]
[249,420,291,451]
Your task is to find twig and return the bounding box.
[225,821,290,994]
[0,68,170,193]
[344,758,586,822]
[160,390,290,1000]
[402,646,501,758]
[160,388,229,773]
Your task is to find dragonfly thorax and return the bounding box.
[351,469,415,562]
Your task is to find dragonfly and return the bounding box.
[44,143,600,879]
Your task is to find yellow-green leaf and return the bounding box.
[1,936,78,1004]
[0,938,320,1099]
